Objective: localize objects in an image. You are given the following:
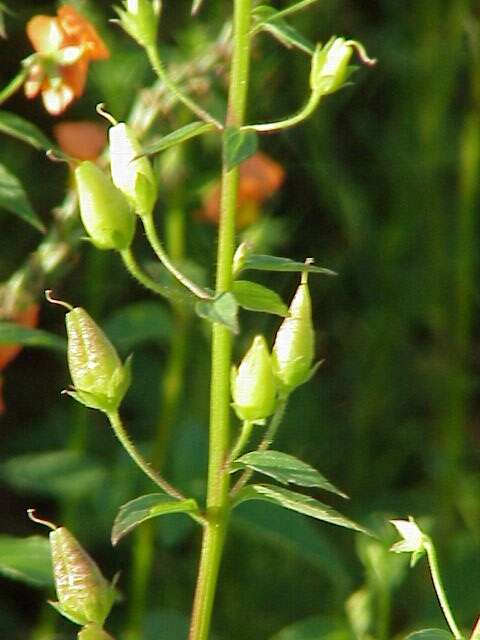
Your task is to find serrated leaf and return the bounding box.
[195,292,239,334]
[252,6,314,55]
[233,450,348,497]
[233,484,369,534]
[0,164,45,231]
[242,254,337,275]
[112,493,199,545]
[0,110,53,150]
[2,450,106,499]
[0,322,66,351]
[224,127,258,171]
[139,122,214,158]
[0,535,53,587]
[233,280,288,316]
[405,631,454,640]
[103,301,172,352]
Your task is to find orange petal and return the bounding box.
[61,56,89,97]
[57,5,110,60]
[54,121,107,161]
[26,15,65,53]
[239,152,285,202]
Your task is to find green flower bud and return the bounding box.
[272,274,315,392]
[232,335,277,422]
[109,122,157,217]
[310,37,353,96]
[78,624,115,640]
[28,512,115,628]
[66,306,131,413]
[114,0,161,48]
[75,161,135,251]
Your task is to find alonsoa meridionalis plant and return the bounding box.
[0,1,382,638]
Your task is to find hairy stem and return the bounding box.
[188,2,253,639]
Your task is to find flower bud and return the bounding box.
[66,306,131,413]
[114,0,161,48]
[232,335,277,422]
[272,274,314,392]
[28,512,116,628]
[75,161,135,251]
[78,624,115,640]
[109,122,157,217]
[310,37,353,96]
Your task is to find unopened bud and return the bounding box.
[75,161,135,251]
[232,335,277,422]
[272,273,315,392]
[65,305,131,413]
[78,624,115,640]
[114,0,160,48]
[109,122,157,217]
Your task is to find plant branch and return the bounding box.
[251,0,320,35]
[120,247,177,299]
[245,90,321,132]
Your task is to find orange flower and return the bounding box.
[25,5,109,115]
[199,152,285,228]
[0,303,40,414]
[54,121,107,161]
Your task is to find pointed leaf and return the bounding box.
[112,493,199,545]
[233,484,369,534]
[233,450,348,497]
[224,127,258,171]
[196,292,239,334]
[252,6,314,55]
[0,535,53,587]
[233,280,288,316]
[405,632,454,640]
[139,122,214,158]
[242,254,337,275]
[0,164,45,231]
[0,322,66,351]
[0,110,53,150]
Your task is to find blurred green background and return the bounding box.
[0,1,479,639]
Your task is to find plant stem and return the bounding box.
[142,213,213,300]
[251,0,320,34]
[231,396,288,496]
[0,68,27,106]
[107,410,186,501]
[246,90,321,132]
[145,44,223,130]
[225,420,254,469]
[188,2,253,638]
[424,538,463,640]
[121,247,177,299]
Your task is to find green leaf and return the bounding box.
[242,254,337,275]
[0,164,45,231]
[0,322,66,351]
[233,450,348,498]
[2,450,106,499]
[252,6,314,55]
[139,122,214,157]
[224,127,258,171]
[196,292,239,334]
[103,301,172,352]
[405,632,454,640]
[0,110,54,150]
[233,484,369,534]
[269,614,354,640]
[233,280,288,316]
[112,493,200,545]
[0,535,53,587]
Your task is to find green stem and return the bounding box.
[424,538,463,640]
[120,246,180,299]
[142,213,213,300]
[246,90,321,132]
[188,2,253,639]
[226,420,254,469]
[251,0,320,34]
[0,68,27,106]
[107,410,186,501]
[231,396,288,496]
[145,44,223,130]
